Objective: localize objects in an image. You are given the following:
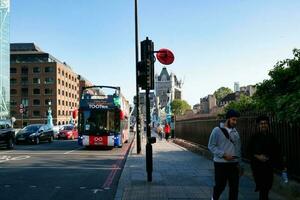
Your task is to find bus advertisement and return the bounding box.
[78,86,129,148]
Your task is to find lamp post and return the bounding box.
[47,100,53,126]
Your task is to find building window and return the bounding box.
[21,67,28,74]
[66,91,68,97]
[10,100,17,106]
[62,100,64,106]
[69,102,71,106]
[44,77,54,84]
[33,99,40,106]
[33,78,41,84]
[58,100,61,105]
[21,98,29,107]
[45,66,54,73]
[21,88,28,96]
[65,82,68,87]
[33,111,40,117]
[21,77,28,85]
[11,89,17,95]
[62,90,64,95]
[62,80,64,86]
[45,88,53,95]
[33,88,40,95]
[72,85,74,90]
[58,89,60,95]
[58,110,61,115]
[58,79,60,84]
[33,67,41,73]
[69,75,71,79]
[10,78,17,85]
[62,71,64,76]
[58,68,61,74]
[62,110,65,115]
[10,68,17,73]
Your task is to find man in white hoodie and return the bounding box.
[208,109,242,200]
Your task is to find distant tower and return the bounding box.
[234,82,240,92]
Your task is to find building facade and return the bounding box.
[0,0,10,119]
[155,67,182,109]
[10,43,80,127]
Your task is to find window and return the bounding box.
[11,89,17,95]
[33,67,41,73]
[45,88,53,95]
[21,88,28,96]
[65,82,67,87]
[44,77,54,84]
[33,111,40,117]
[69,102,71,106]
[72,85,74,90]
[58,100,61,105]
[69,75,71,79]
[62,90,64,95]
[62,110,65,115]
[21,98,29,107]
[33,78,40,84]
[62,100,64,106]
[58,68,61,74]
[58,89,60,95]
[45,66,54,73]
[69,93,71,98]
[33,88,40,95]
[58,110,61,115]
[62,71,64,76]
[10,68,17,73]
[10,100,17,106]
[66,91,68,97]
[58,79,60,84]
[10,78,17,85]
[21,77,28,85]
[69,83,71,88]
[62,80,64,86]
[21,67,28,74]
[33,99,40,106]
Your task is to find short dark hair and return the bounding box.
[226,109,240,119]
[256,115,269,124]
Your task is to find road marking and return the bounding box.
[30,185,37,188]
[4,185,11,188]
[92,189,102,194]
[63,147,82,154]
[55,186,61,189]
[0,166,121,170]
[80,187,86,189]
[0,155,30,163]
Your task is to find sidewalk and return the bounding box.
[115,133,284,200]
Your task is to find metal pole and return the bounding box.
[135,0,141,154]
[145,88,153,182]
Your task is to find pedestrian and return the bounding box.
[208,109,242,200]
[248,115,285,200]
[157,124,163,140]
[164,123,171,141]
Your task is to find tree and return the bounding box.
[213,87,233,104]
[170,99,191,115]
[254,48,300,122]
[224,94,257,113]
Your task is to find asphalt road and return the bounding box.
[0,135,134,200]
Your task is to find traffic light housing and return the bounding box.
[137,37,154,90]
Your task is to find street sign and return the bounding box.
[156,48,174,65]
[19,108,23,114]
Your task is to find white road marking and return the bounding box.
[55,186,61,189]
[30,185,37,188]
[4,185,11,188]
[104,187,110,190]
[63,147,82,154]
[0,155,30,163]
[92,189,102,194]
[80,187,86,189]
[0,166,121,170]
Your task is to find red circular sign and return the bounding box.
[156,48,174,65]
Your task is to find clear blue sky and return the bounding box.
[10,0,300,105]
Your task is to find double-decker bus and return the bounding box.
[78,86,129,148]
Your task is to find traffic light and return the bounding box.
[137,37,154,90]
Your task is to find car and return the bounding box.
[0,120,15,149]
[15,124,54,144]
[57,125,78,140]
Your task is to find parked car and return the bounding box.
[0,120,15,149]
[15,124,54,144]
[57,125,78,140]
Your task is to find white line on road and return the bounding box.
[63,147,82,154]
[0,166,121,170]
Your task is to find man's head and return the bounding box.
[225,109,240,128]
[256,115,270,133]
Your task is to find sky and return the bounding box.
[10,0,300,105]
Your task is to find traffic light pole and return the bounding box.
[145,87,153,182]
[134,0,141,154]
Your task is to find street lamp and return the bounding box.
[47,99,53,126]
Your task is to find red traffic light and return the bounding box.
[156,48,174,65]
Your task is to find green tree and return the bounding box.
[254,48,300,122]
[224,94,257,113]
[170,99,191,115]
[213,87,233,103]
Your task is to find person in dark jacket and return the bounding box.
[248,115,284,200]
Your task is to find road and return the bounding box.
[0,136,133,200]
